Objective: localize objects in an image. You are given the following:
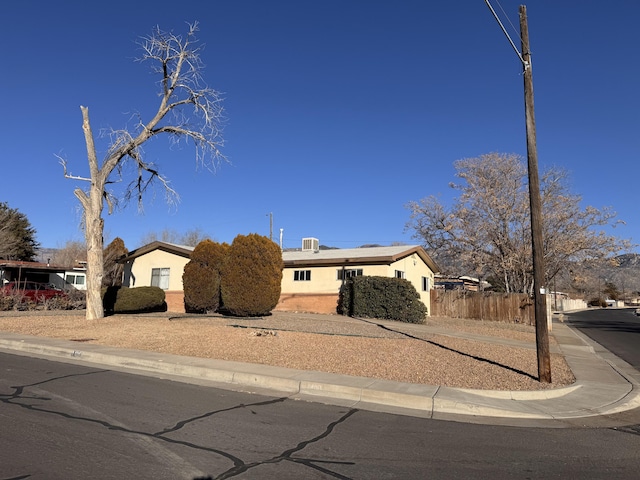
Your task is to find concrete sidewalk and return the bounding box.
[1,319,639,427]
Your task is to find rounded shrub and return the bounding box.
[338,275,427,323]
[183,261,221,313]
[183,240,229,313]
[221,233,283,317]
[102,286,166,314]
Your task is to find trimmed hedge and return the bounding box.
[102,286,166,315]
[338,275,427,323]
[221,233,283,317]
[183,261,221,313]
[183,240,229,313]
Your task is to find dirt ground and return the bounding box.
[0,310,575,391]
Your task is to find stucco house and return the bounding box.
[279,239,439,314]
[119,238,439,315]
[120,241,194,312]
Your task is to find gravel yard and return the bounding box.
[0,310,575,391]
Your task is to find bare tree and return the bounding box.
[51,240,87,266]
[139,227,210,247]
[61,23,226,319]
[406,153,632,294]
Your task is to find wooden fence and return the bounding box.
[430,289,535,325]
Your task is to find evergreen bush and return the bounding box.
[102,286,166,314]
[183,261,220,313]
[221,233,283,317]
[183,240,229,313]
[338,275,427,323]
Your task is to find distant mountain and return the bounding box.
[34,248,59,264]
[616,253,640,268]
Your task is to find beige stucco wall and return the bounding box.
[122,250,189,291]
[281,253,435,314]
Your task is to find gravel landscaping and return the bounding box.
[0,310,575,391]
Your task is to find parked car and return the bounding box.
[1,281,67,302]
[635,308,640,316]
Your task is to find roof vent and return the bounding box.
[302,237,319,252]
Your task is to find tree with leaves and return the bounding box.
[0,202,39,261]
[406,153,632,294]
[61,23,226,319]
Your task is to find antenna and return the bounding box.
[484,0,527,68]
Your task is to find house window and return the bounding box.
[395,270,405,279]
[151,268,170,290]
[337,268,363,280]
[294,270,311,281]
[65,274,85,286]
[422,276,430,292]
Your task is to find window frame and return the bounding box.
[293,270,311,281]
[151,267,170,290]
[337,268,363,280]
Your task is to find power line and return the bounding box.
[484,0,527,67]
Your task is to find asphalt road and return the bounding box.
[566,308,640,368]
[2,351,640,479]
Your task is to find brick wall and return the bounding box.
[274,293,339,315]
[164,291,339,315]
[164,291,185,313]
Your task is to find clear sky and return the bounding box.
[1,0,638,253]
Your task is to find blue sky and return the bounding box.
[1,0,638,253]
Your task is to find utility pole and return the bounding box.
[485,2,551,382]
[520,5,551,383]
[268,212,273,242]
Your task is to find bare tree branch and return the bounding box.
[61,23,227,319]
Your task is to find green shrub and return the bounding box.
[183,261,221,313]
[102,286,166,314]
[183,240,229,313]
[221,233,283,317]
[338,276,427,323]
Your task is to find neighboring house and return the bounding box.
[434,274,490,292]
[0,260,86,291]
[62,261,87,291]
[118,238,440,315]
[280,239,440,314]
[120,241,194,312]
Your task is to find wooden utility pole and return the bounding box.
[484,1,551,382]
[520,5,551,383]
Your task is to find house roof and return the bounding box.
[118,241,194,263]
[283,245,440,273]
[118,241,440,273]
[0,259,69,273]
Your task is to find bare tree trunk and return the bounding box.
[76,106,106,320]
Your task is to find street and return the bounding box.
[566,307,640,368]
[2,326,640,480]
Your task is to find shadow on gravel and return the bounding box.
[356,317,539,381]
